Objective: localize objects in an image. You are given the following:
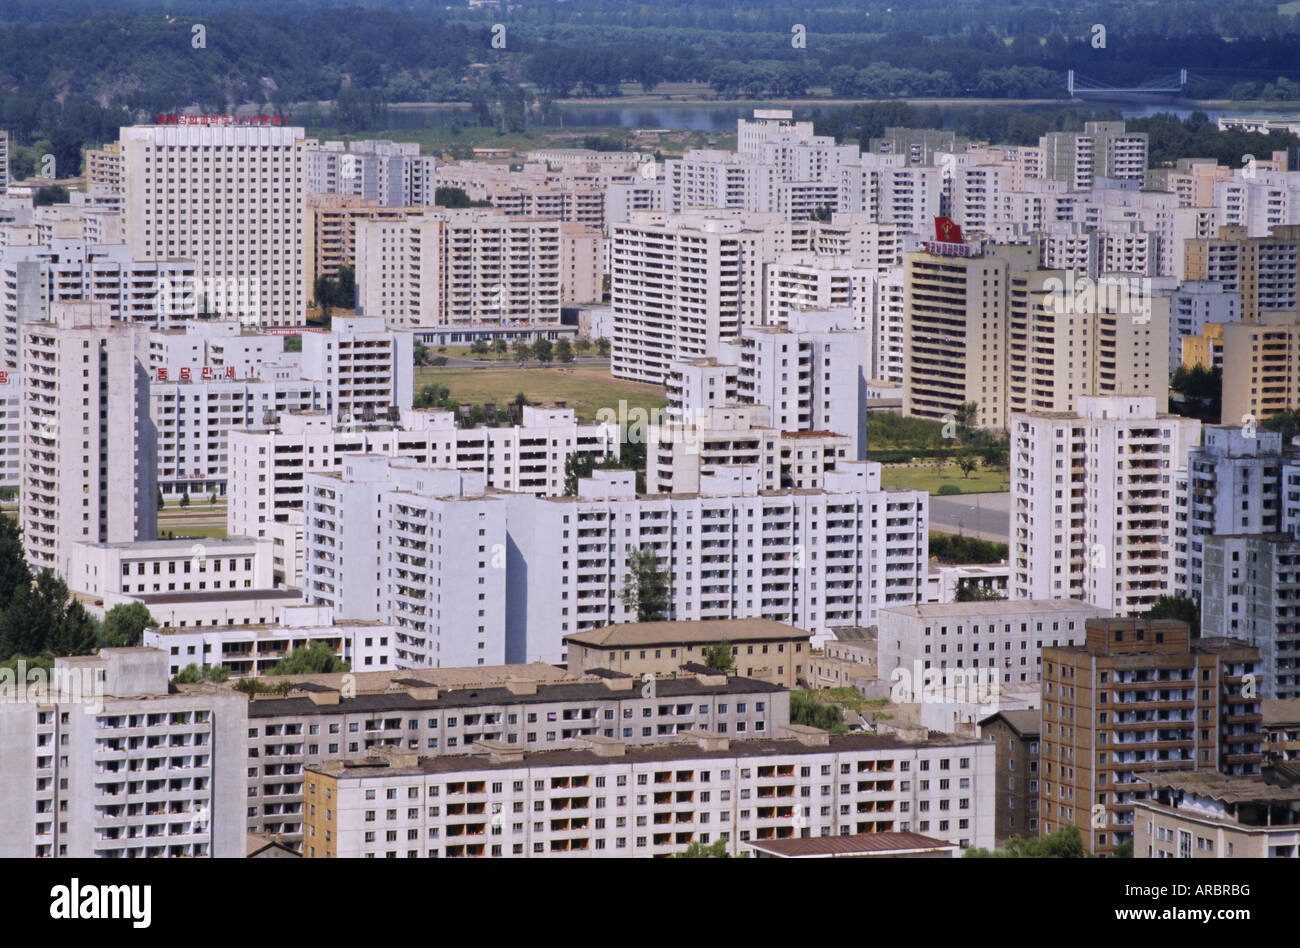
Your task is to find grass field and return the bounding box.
[416,364,666,423]
[879,462,1009,494]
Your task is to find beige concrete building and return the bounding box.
[564,618,814,688]
[1134,769,1300,858]
[354,208,561,329]
[1264,698,1300,763]
[1040,618,1263,857]
[903,241,1036,429]
[1189,312,1300,424]
[559,221,603,304]
[1007,271,1170,415]
[305,194,421,299]
[1184,224,1300,319]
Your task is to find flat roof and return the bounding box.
[881,600,1105,619]
[307,731,983,779]
[1263,698,1300,727]
[135,588,304,605]
[249,674,782,719]
[1139,771,1300,806]
[745,832,955,858]
[565,618,810,649]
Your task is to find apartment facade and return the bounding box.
[21,302,158,578]
[302,728,995,857]
[355,209,562,329]
[0,648,247,858]
[977,709,1041,843]
[1039,617,1263,856]
[121,124,307,327]
[878,599,1109,687]
[228,405,619,540]
[243,668,787,844]
[1010,396,1202,615]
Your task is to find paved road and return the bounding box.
[927,492,1010,543]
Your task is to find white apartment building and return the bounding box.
[244,666,787,844]
[1039,122,1149,190]
[21,302,157,578]
[355,209,562,329]
[302,459,509,668]
[0,647,247,858]
[1010,396,1202,615]
[301,458,927,665]
[723,309,870,458]
[1187,426,1286,603]
[304,728,996,857]
[228,405,619,540]
[877,599,1109,686]
[144,603,398,678]
[646,403,852,494]
[305,139,437,207]
[147,317,411,497]
[609,211,776,384]
[299,316,414,424]
[121,124,306,326]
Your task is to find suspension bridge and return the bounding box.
[1065,69,1195,99]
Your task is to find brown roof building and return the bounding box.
[564,619,813,688]
[978,709,1041,844]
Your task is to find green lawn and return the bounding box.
[880,462,1009,494]
[157,525,228,540]
[415,364,665,423]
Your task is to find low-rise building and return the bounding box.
[1134,769,1300,858]
[302,726,995,857]
[239,665,788,845]
[563,618,813,688]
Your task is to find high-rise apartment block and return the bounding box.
[304,139,436,207]
[355,209,562,330]
[0,647,247,858]
[1040,617,1262,856]
[1039,122,1149,190]
[21,302,157,577]
[121,124,307,326]
[1011,396,1201,615]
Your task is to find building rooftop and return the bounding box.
[1263,698,1300,727]
[247,673,781,719]
[978,709,1041,738]
[883,599,1103,619]
[133,588,304,605]
[744,831,956,858]
[307,730,983,778]
[565,618,811,649]
[1139,770,1300,806]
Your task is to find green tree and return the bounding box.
[267,641,350,676]
[956,454,979,479]
[964,825,1087,858]
[532,339,553,365]
[413,339,428,366]
[596,338,611,357]
[492,337,508,356]
[676,839,731,858]
[99,603,157,649]
[620,547,670,622]
[0,515,32,613]
[173,662,231,684]
[513,342,533,364]
[179,490,190,508]
[1143,594,1200,631]
[554,339,573,363]
[703,640,734,672]
[470,339,489,356]
[574,338,592,356]
[954,581,1006,602]
[790,690,847,732]
[564,451,596,496]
